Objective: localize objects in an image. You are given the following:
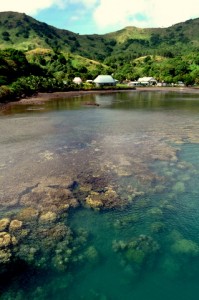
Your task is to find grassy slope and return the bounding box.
[0,11,199,84]
[1,12,199,58]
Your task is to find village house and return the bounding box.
[93,75,116,87]
[73,77,82,84]
[127,81,141,87]
[138,77,157,86]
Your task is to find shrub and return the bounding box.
[0,85,12,102]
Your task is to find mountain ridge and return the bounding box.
[0,11,199,57]
[0,11,199,88]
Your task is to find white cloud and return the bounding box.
[146,0,199,27]
[93,0,199,30]
[93,0,145,28]
[0,0,198,33]
[0,0,65,14]
[0,0,98,15]
[70,0,98,7]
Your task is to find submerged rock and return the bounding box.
[85,185,130,210]
[19,176,78,216]
[17,244,39,264]
[0,218,10,231]
[126,248,146,265]
[113,214,139,229]
[39,211,57,223]
[17,207,39,222]
[150,222,166,233]
[114,166,133,177]
[172,182,185,193]
[84,246,99,264]
[9,219,23,231]
[52,254,68,272]
[0,232,12,247]
[113,235,159,269]
[171,239,199,256]
[85,192,103,210]
[135,198,150,209]
[147,207,163,218]
[79,184,92,193]
[0,249,11,264]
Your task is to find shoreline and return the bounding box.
[1,86,199,111]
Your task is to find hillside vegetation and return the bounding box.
[0,11,199,102]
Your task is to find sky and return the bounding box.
[0,0,198,34]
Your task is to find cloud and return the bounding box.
[70,0,98,7]
[0,0,98,15]
[0,0,65,14]
[93,0,146,29]
[93,0,199,30]
[0,0,198,34]
[146,0,199,27]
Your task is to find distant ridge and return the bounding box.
[0,11,199,62]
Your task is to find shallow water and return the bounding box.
[1,90,199,299]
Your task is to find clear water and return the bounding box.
[1,90,199,299]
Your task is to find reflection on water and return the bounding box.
[0,91,199,299]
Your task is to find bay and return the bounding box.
[0,90,199,299]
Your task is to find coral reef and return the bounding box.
[113,214,139,229]
[172,182,185,193]
[0,176,89,273]
[0,218,10,231]
[0,249,11,264]
[112,235,160,271]
[83,184,132,210]
[17,207,39,222]
[171,239,199,256]
[9,220,23,231]
[39,211,57,223]
[85,191,103,210]
[150,222,166,233]
[0,231,17,265]
[84,246,99,265]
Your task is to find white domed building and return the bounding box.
[73,77,82,84]
[93,75,116,87]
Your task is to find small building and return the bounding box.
[128,81,141,86]
[138,77,157,86]
[93,75,116,87]
[176,81,185,87]
[157,82,167,87]
[73,77,82,84]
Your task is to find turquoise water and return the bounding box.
[1,90,199,299]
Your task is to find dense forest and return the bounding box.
[0,11,199,102]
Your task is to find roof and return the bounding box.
[138,77,157,82]
[94,75,116,83]
[73,77,82,83]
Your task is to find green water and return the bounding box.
[1,90,199,299]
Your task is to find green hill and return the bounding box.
[1,11,199,61]
[0,11,111,62]
[0,11,199,94]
